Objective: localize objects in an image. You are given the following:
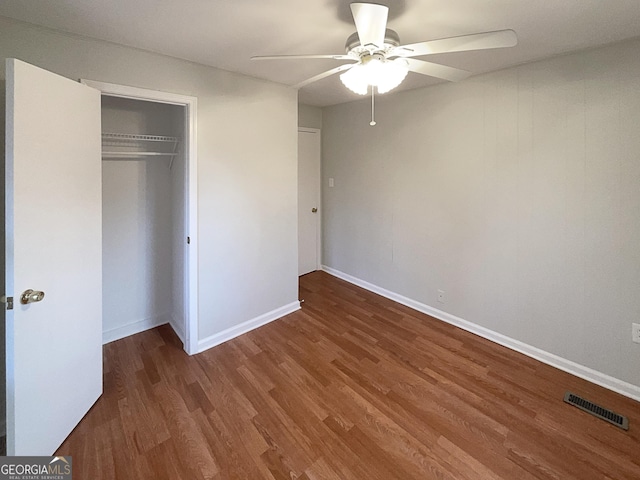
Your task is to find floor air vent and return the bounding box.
[563,392,629,430]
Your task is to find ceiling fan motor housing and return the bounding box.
[345,28,401,56]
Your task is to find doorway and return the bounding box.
[82,79,199,354]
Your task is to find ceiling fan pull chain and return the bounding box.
[370,85,376,126]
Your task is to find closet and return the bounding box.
[100,96,187,344]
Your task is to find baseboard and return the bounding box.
[169,314,186,345]
[197,301,301,353]
[102,313,171,344]
[322,265,640,403]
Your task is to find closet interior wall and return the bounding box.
[101,96,186,344]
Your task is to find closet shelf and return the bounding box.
[102,132,179,143]
[101,132,181,168]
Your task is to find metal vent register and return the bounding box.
[563,392,629,430]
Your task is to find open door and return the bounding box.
[5,59,102,455]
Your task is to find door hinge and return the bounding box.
[2,296,13,310]
[187,236,191,244]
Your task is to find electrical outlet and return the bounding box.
[633,323,640,344]
[437,289,445,304]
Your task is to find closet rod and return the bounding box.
[102,152,178,157]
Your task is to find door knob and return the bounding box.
[20,289,45,305]
[311,208,318,213]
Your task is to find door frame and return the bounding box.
[298,127,322,273]
[81,79,199,355]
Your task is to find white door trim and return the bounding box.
[80,79,199,355]
[298,127,322,272]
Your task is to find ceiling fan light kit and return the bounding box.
[340,54,409,95]
[252,2,518,123]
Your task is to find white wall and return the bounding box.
[0,16,299,347]
[298,103,322,129]
[322,38,640,390]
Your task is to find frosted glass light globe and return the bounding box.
[340,56,409,95]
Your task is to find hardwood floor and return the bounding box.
[58,271,640,479]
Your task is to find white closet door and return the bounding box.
[5,58,103,455]
[298,129,321,276]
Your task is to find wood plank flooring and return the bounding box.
[57,271,640,479]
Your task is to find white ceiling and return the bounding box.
[1,0,640,106]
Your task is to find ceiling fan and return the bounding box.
[252,3,517,97]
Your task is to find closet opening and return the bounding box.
[82,80,198,354]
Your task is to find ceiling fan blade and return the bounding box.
[393,29,518,58]
[294,63,355,89]
[251,54,353,61]
[405,58,471,82]
[350,3,389,49]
